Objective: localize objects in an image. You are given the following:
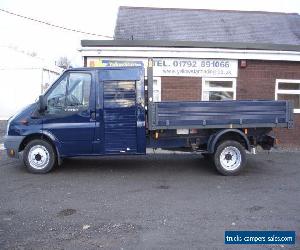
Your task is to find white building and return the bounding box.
[0,46,62,119]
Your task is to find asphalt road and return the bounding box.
[0,150,299,250]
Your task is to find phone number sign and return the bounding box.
[153,59,238,77]
[86,57,238,78]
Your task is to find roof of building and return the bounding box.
[80,39,300,52]
[114,6,300,46]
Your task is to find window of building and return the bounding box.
[275,79,300,113]
[202,78,236,101]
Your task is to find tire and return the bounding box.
[23,139,57,174]
[213,140,246,176]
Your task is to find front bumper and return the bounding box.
[4,135,25,158]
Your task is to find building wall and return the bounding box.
[238,60,300,147]
[161,77,201,101]
[0,69,42,119]
[41,69,61,93]
[0,68,60,120]
[160,60,300,147]
[237,60,300,100]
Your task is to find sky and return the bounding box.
[0,0,300,67]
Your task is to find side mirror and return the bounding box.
[38,95,47,112]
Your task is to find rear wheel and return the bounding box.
[23,139,57,174]
[213,140,246,176]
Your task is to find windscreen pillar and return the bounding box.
[147,58,156,130]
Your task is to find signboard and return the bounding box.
[86,58,238,78]
[88,59,143,67]
[153,59,237,77]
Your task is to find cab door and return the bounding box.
[42,70,96,156]
[96,67,145,155]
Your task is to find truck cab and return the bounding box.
[5,67,146,171]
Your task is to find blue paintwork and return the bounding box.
[153,100,292,128]
[7,103,43,137]
[42,70,96,156]
[99,68,146,154]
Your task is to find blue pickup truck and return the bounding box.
[4,61,293,175]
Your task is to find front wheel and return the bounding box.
[23,139,57,174]
[213,140,246,176]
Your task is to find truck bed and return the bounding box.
[150,100,293,130]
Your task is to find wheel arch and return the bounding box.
[208,129,250,153]
[19,132,62,164]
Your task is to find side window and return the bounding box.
[66,73,91,108]
[46,72,91,114]
[47,75,67,112]
[104,81,136,108]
